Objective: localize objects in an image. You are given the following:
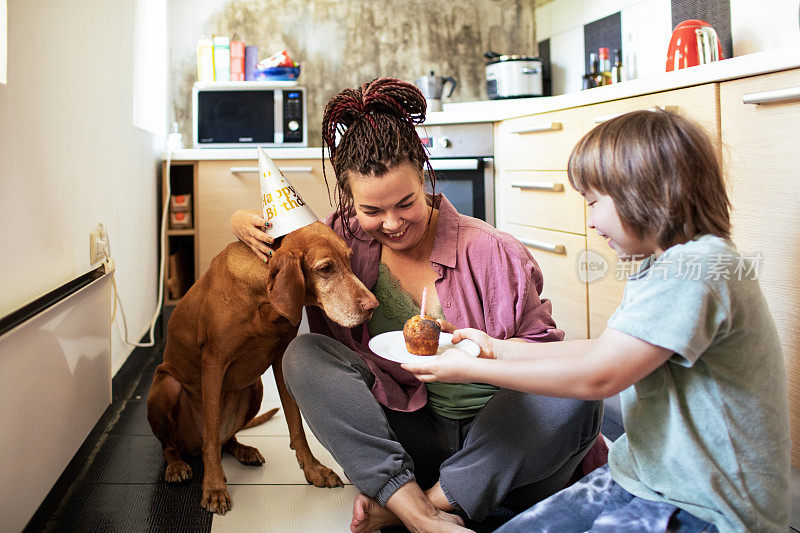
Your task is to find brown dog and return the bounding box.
[147,221,378,515]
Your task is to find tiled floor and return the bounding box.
[26,346,362,532]
[211,367,361,532]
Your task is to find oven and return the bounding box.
[417,122,495,225]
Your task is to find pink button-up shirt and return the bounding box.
[307,194,565,412]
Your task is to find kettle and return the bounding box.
[666,19,724,72]
[414,71,457,112]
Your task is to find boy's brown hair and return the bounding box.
[567,109,731,249]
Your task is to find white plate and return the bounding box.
[368,330,481,364]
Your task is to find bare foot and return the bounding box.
[351,492,471,533]
[351,493,401,533]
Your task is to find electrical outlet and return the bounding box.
[90,224,110,264]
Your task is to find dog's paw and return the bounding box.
[232,444,266,466]
[201,485,232,515]
[303,462,344,488]
[164,460,193,483]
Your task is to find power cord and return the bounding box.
[108,144,173,348]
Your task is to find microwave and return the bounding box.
[192,82,307,148]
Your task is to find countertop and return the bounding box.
[166,147,326,161]
[166,47,798,161]
[425,47,800,125]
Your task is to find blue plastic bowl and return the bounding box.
[254,66,300,81]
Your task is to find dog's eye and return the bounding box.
[316,262,334,273]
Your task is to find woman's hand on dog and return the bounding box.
[231,210,274,263]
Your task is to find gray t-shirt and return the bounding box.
[607,235,790,532]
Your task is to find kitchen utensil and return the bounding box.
[415,71,457,112]
[666,19,724,72]
[484,51,543,99]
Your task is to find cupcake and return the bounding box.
[403,315,441,356]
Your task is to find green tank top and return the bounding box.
[368,262,497,419]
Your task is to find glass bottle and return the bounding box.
[598,47,612,86]
[611,49,623,84]
[583,54,598,90]
[590,53,602,88]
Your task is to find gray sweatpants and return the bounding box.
[282,333,603,521]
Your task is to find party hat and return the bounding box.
[258,147,318,238]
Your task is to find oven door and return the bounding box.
[429,158,495,225]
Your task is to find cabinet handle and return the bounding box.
[509,122,563,134]
[230,166,259,173]
[592,105,677,124]
[511,181,565,192]
[229,166,314,174]
[742,86,800,105]
[515,236,567,255]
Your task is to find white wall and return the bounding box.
[730,0,800,56]
[0,1,166,373]
[536,0,800,95]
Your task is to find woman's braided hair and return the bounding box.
[321,77,436,237]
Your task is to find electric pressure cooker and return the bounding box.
[484,51,543,99]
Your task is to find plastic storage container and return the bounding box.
[254,66,300,81]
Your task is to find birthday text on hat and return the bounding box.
[262,184,307,222]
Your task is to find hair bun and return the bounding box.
[322,77,428,160]
[324,88,368,131]
[361,78,427,125]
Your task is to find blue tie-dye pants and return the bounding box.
[495,464,718,532]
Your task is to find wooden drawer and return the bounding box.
[496,170,585,234]
[504,224,588,340]
[197,158,335,275]
[496,107,582,171]
[586,230,627,339]
[582,84,720,142]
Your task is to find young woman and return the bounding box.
[404,109,791,532]
[231,78,605,533]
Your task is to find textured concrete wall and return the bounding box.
[169,0,537,146]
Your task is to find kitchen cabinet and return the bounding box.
[494,68,800,466]
[494,84,720,341]
[495,109,588,339]
[161,161,198,305]
[495,170,586,236]
[160,157,335,303]
[197,158,335,275]
[505,223,588,340]
[580,84,720,141]
[720,68,800,466]
[496,108,582,171]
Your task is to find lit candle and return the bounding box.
[420,287,427,317]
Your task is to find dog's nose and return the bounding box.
[362,294,379,313]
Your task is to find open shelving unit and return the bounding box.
[161,160,198,306]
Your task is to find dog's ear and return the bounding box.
[266,251,305,326]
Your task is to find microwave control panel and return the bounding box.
[282,90,304,144]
